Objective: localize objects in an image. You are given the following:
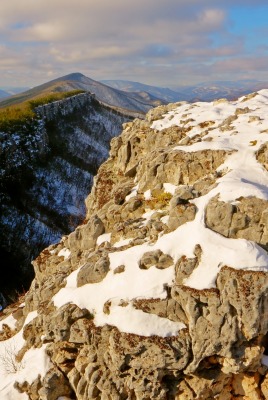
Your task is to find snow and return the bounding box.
[2,90,268,397]
[140,209,157,226]
[58,247,71,260]
[0,311,51,400]
[163,182,177,195]
[57,397,73,400]
[151,91,268,289]
[0,314,17,331]
[125,185,138,201]
[53,90,268,337]
[54,242,185,336]
[97,232,111,245]
[113,237,133,248]
[144,189,151,200]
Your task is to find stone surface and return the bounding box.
[2,93,268,399]
[205,196,268,246]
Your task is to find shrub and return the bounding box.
[0,90,85,134]
[145,191,172,209]
[0,340,25,373]
[28,89,85,109]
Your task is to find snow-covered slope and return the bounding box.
[0,93,133,298]
[53,90,268,335]
[0,90,268,399]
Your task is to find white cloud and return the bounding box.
[0,1,267,86]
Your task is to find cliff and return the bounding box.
[0,93,134,299]
[0,91,268,399]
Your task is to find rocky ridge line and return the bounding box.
[0,91,268,399]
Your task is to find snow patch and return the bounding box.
[97,233,111,245]
[0,314,17,331]
[0,311,51,400]
[58,248,71,260]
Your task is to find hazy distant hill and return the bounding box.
[172,80,268,101]
[102,78,268,102]
[102,79,183,103]
[0,89,10,99]
[0,73,165,114]
[0,87,30,100]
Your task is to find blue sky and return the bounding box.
[0,0,268,88]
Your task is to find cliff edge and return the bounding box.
[0,91,268,399]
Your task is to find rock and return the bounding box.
[139,249,173,269]
[111,180,134,205]
[261,374,268,399]
[256,142,268,171]
[4,92,268,399]
[168,202,196,231]
[77,252,110,286]
[38,367,74,400]
[113,265,125,274]
[205,196,268,245]
[232,373,262,400]
[46,342,79,374]
[136,149,230,192]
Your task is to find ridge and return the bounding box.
[0,91,268,399]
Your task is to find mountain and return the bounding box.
[0,73,165,114]
[0,90,268,398]
[102,79,184,103]
[0,72,169,301]
[2,75,268,110]
[103,78,268,103]
[0,87,29,96]
[172,79,268,101]
[0,89,10,99]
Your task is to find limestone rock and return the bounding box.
[77,252,110,286]
[256,142,268,171]
[139,249,174,269]
[38,367,74,400]
[3,92,268,399]
[205,196,268,245]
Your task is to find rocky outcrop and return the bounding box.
[205,196,268,247]
[0,93,134,299]
[0,90,268,399]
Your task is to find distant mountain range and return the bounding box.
[0,87,29,99]
[102,79,184,103]
[1,73,268,110]
[0,89,11,99]
[172,80,268,102]
[102,78,268,102]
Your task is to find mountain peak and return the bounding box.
[59,72,86,81]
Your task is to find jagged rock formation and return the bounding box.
[0,93,134,298]
[0,91,268,399]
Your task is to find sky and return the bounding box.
[0,0,268,88]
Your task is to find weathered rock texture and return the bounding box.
[1,92,268,399]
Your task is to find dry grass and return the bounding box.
[0,89,85,133]
[145,191,172,209]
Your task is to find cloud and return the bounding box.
[212,56,268,73]
[0,1,267,86]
